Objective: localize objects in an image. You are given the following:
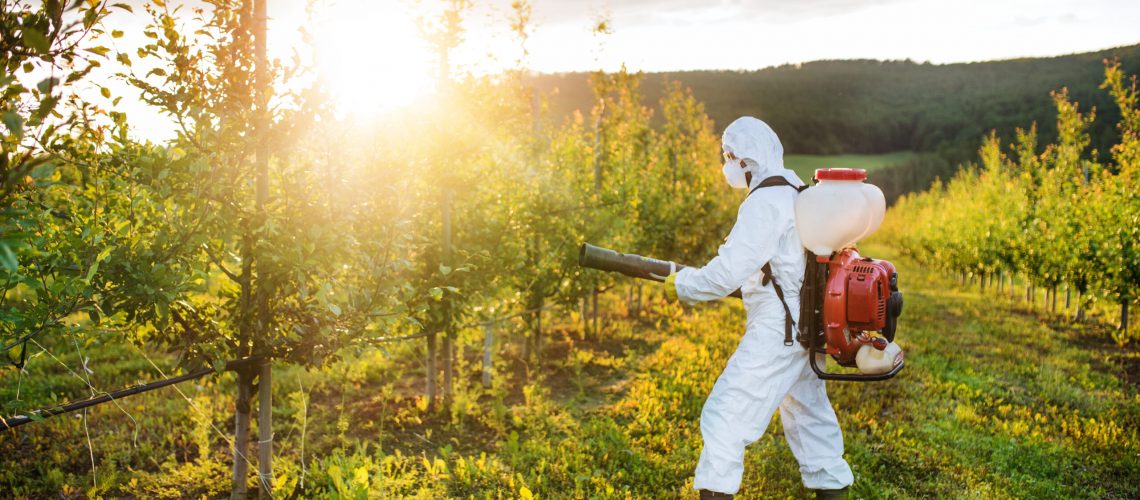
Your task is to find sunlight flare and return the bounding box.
[313,0,435,116]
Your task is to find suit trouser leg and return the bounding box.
[779,355,854,490]
[694,345,805,494]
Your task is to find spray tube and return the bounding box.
[578,243,742,299]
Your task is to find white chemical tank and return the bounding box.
[855,342,904,375]
[794,168,886,256]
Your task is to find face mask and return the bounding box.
[722,159,749,189]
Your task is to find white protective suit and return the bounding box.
[674,117,854,494]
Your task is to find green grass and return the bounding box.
[784,151,916,182]
[1,242,1137,497]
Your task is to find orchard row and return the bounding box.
[879,62,1139,344]
[0,1,734,405]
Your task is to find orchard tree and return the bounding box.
[122,0,420,493]
[0,0,120,387]
[1098,61,1140,340]
[876,61,1140,344]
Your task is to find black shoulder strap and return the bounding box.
[761,263,796,347]
[749,175,808,197]
[749,175,806,348]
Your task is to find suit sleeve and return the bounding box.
[673,199,780,304]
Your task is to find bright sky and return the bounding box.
[518,0,1140,72]
[92,0,1140,140]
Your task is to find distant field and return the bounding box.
[784,151,916,181]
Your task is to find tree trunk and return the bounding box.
[998,270,1004,293]
[580,296,588,338]
[1076,291,1085,322]
[426,333,436,411]
[438,33,454,406]
[252,0,269,337]
[1050,286,1057,313]
[521,328,530,359]
[592,289,599,338]
[636,282,642,318]
[442,333,453,404]
[524,233,541,359]
[236,0,270,495]
[979,273,985,293]
[232,369,253,499]
[441,199,453,403]
[1122,300,1130,336]
[532,297,544,357]
[257,361,272,497]
[1065,285,1071,310]
[482,322,493,387]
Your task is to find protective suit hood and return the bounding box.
[722,116,804,189]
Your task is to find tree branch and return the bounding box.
[203,244,241,283]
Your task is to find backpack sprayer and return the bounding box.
[578,168,904,382]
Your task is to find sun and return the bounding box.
[312,0,435,117]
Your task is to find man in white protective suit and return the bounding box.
[660,117,854,499]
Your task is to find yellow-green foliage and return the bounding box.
[880,62,1140,344]
[6,243,1138,497]
[2,2,1138,498]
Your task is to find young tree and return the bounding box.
[1,0,118,390]
[1099,61,1140,341]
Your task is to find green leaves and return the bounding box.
[0,243,18,272]
[0,0,733,377]
[883,61,1140,344]
[155,301,170,330]
[2,112,23,138]
[21,28,50,55]
[35,77,58,93]
[83,260,100,284]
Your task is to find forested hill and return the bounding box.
[530,44,1140,158]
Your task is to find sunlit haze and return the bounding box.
[309,1,434,116]
[101,0,1140,140]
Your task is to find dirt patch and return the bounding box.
[323,317,665,462]
[1117,352,1140,386]
[1023,307,1140,387]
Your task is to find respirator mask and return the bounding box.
[721,150,750,189]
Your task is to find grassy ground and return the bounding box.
[784,152,916,182]
[1,242,1137,498]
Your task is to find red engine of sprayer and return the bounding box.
[822,248,902,366]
